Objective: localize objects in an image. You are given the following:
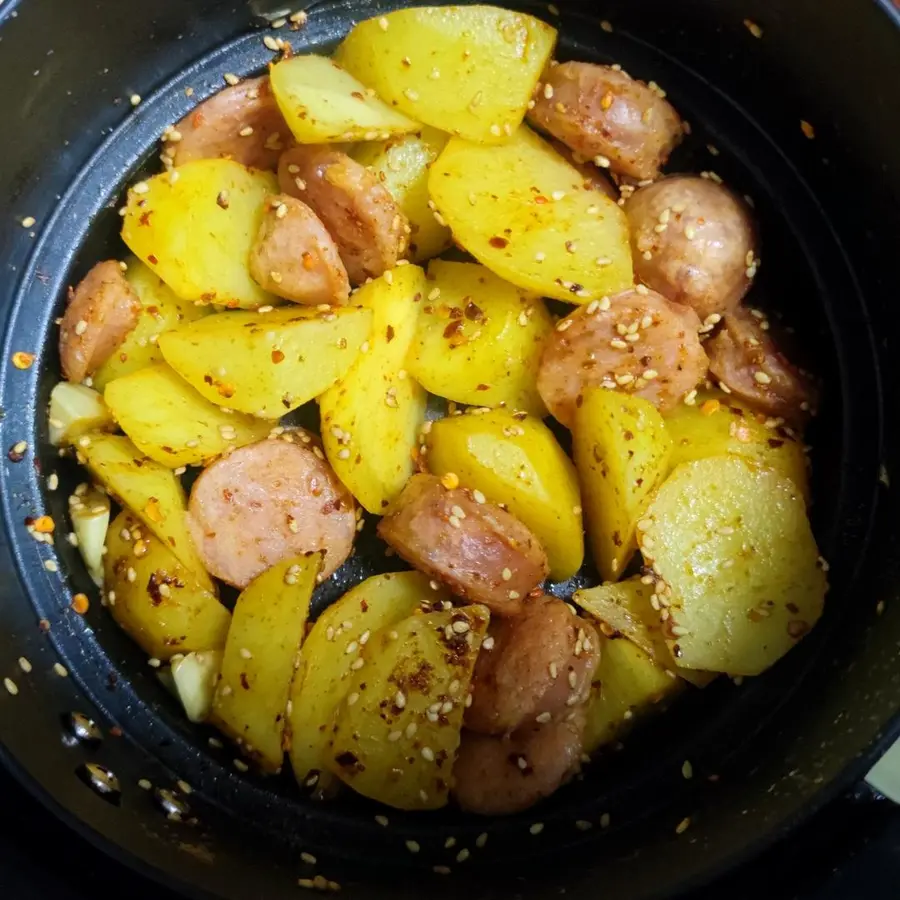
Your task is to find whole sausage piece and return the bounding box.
[626,175,758,320]
[278,146,408,284]
[466,597,600,736]
[550,139,618,202]
[527,62,683,182]
[707,307,818,424]
[377,474,549,616]
[186,433,356,589]
[165,76,290,171]
[59,261,141,383]
[537,287,709,427]
[453,711,587,815]
[249,194,351,305]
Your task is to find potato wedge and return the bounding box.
[335,7,556,143]
[573,388,672,581]
[78,432,207,578]
[211,554,320,772]
[171,650,222,723]
[270,54,419,143]
[574,578,715,688]
[351,128,451,262]
[159,305,372,418]
[428,127,633,301]
[664,389,809,500]
[406,261,553,414]
[319,266,427,513]
[425,409,583,580]
[91,258,209,391]
[638,456,827,675]
[288,571,447,789]
[584,634,683,754]
[48,382,114,447]
[121,159,277,309]
[70,487,110,586]
[327,604,489,810]
[104,510,229,660]
[104,364,271,467]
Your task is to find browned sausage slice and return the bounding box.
[377,474,549,615]
[249,194,351,305]
[528,62,683,182]
[186,434,356,589]
[537,287,709,427]
[707,307,818,424]
[626,175,758,320]
[59,261,141,383]
[453,711,586,815]
[550,139,618,201]
[278,146,408,284]
[466,597,600,736]
[166,76,290,171]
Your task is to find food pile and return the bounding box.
[46,5,826,815]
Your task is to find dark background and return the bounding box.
[1,767,898,899]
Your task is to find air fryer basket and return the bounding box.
[0,1,899,898]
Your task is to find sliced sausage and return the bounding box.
[707,307,818,424]
[278,146,408,284]
[59,261,141,383]
[528,62,683,182]
[550,139,618,202]
[186,434,356,589]
[166,76,290,171]
[453,711,586,815]
[377,474,549,615]
[626,175,758,320]
[466,597,600,736]
[537,287,709,426]
[249,194,351,305]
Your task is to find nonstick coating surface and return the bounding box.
[0,2,898,899]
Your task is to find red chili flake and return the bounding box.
[443,320,463,339]
[489,236,509,248]
[109,726,123,737]
[476,384,490,391]
[139,211,153,227]
[271,349,285,364]
[11,351,34,369]
[464,300,485,322]
[191,111,206,129]
[147,254,159,265]
[385,325,395,343]
[534,195,549,205]
[71,593,90,615]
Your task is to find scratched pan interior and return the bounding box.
[0,0,898,898]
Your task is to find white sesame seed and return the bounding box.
[21,216,36,229]
[131,181,149,195]
[53,663,68,677]
[600,812,611,828]
[405,840,420,853]
[754,370,772,384]
[4,677,18,696]
[682,760,693,779]
[395,691,406,709]
[378,16,389,30]
[263,35,280,50]
[529,823,544,835]
[239,648,252,659]
[551,190,566,201]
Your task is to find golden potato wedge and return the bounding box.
[91,258,209,391]
[428,127,633,301]
[425,409,583,580]
[78,432,207,578]
[351,128,451,262]
[406,261,553,415]
[121,159,277,309]
[335,7,556,143]
[664,389,809,500]
[159,305,372,418]
[211,554,320,772]
[573,388,672,581]
[270,54,419,143]
[584,634,683,754]
[638,456,827,675]
[288,571,448,789]
[574,578,715,688]
[319,266,427,513]
[171,650,222,723]
[327,604,489,810]
[104,364,271,467]
[69,487,110,587]
[104,510,229,660]
[48,382,114,447]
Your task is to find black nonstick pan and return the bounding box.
[1,1,899,898]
